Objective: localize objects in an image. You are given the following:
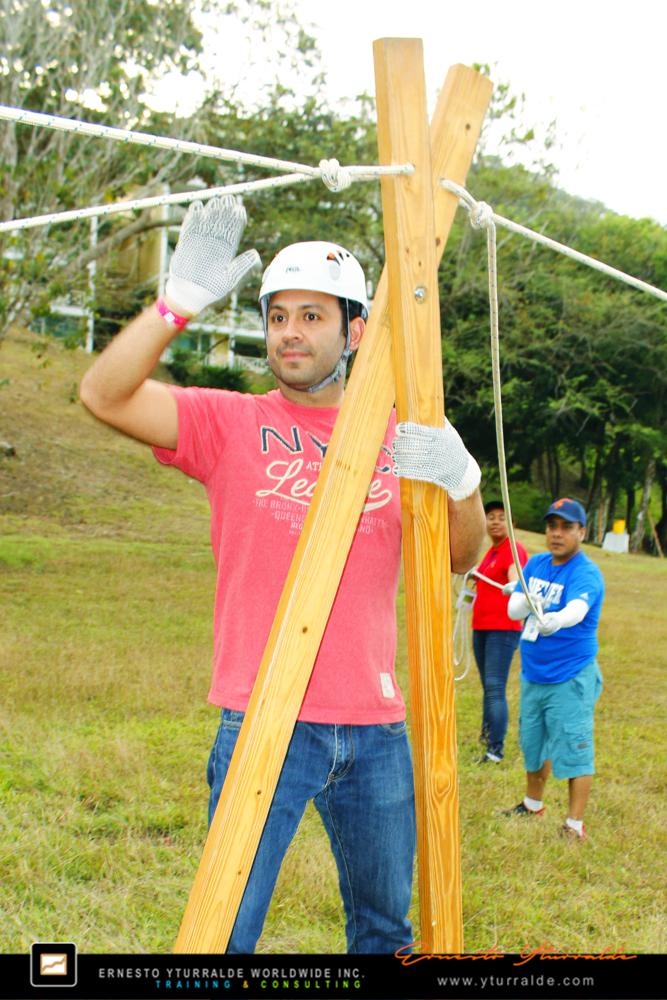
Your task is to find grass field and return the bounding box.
[1,330,665,956]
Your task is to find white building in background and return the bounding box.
[34,184,266,373]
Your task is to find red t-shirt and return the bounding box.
[471,536,528,631]
[153,387,405,724]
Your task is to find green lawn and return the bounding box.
[1,330,665,955]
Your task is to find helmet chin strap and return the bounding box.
[304,334,350,393]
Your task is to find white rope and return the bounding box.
[441,182,546,621]
[318,158,353,192]
[441,179,667,303]
[453,573,477,681]
[0,104,315,177]
[471,568,505,591]
[0,104,413,233]
[454,569,518,681]
[0,173,313,234]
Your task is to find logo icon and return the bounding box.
[31,943,77,987]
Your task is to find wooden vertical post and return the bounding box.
[175,55,491,955]
[374,38,460,953]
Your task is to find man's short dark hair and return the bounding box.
[484,500,505,514]
[338,297,366,322]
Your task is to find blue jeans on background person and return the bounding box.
[472,629,521,759]
[207,708,416,954]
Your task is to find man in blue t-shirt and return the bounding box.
[504,498,605,841]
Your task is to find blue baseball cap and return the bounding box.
[544,498,587,526]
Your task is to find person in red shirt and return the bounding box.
[472,500,528,763]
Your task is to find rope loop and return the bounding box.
[319,158,353,192]
[470,200,495,231]
[441,179,494,230]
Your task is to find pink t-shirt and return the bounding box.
[154,387,405,724]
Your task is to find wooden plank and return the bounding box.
[175,57,492,954]
[374,38,457,953]
[400,62,492,954]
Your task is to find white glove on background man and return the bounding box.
[165,196,261,317]
[536,599,590,635]
[508,591,544,621]
[392,420,481,501]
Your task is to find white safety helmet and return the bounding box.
[258,241,369,394]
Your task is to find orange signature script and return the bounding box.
[394,941,637,967]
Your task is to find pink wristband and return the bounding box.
[155,296,191,329]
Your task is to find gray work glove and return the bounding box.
[393,420,481,501]
[165,196,261,316]
[502,581,517,596]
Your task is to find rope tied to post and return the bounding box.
[318,158,353,192]
[469,199,495,232]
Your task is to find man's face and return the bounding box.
[265,289,362,394]
[486,507,508,544]
[545,516,585,564]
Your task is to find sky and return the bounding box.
[151,0,667,228]
[294,0,667,226]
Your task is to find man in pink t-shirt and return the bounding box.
[80,196,485,953]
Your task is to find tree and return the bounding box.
[433,152,667,542]
[4,21,666,552]
[0,0,329,339]
[0,0,214,333]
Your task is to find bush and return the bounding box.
[166,349,249,392]
[480,474,551,532]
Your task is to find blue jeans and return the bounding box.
[472,629,520,758]
[207,709,416,953]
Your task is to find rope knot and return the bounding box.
[319,158,353,192]
[470,200,495,230]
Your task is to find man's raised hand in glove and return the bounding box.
[80,195,260,450]
[164,196,261,317]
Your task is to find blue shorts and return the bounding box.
[519,659,603,779]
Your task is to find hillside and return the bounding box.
[0,328,209,545]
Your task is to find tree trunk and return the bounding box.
[546,445,561,497]
[606,483,620,534]
[596,497,609,545]
[586,446,604,540]
[625,487,635,534]
[578,446,589,489]
[632,457,656,553]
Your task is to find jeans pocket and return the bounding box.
[221,708,245,730]
[500,630,520,650]
[207,709,243,791]
[379,721,408,737]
